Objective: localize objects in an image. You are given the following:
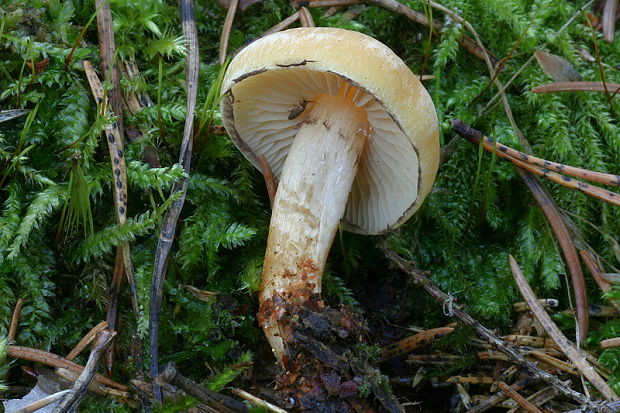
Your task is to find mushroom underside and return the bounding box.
[225,68,422,235]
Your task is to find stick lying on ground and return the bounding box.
[52,329,116,413]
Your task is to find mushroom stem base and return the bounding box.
[258,91,371,362]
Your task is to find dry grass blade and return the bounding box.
[83,61,142,357]
[508,256,618,401]
[471,136,620,188]
[580,250,620,311]
[532,81,620,94]
[293,0,358,6]
[66,321,109,361]
[602,0,618,42]
[467,379,534,413]
[220,0,239,64]
[496,381,543,413]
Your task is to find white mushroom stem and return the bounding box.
[258,86,371,361]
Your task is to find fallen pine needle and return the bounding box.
[531,81,620,94]
[508,255,618,401]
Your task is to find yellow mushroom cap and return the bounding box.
[221,27,439,234]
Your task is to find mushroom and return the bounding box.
[220,27,439,362]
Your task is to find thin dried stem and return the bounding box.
[299,6,315,27]
[220,0,239,64]
[8,297,24,342]
[509,256,618,401]
[231,388,288,413]
[532,81,620,94]
[11,390,71,413]
[66,321,109,361]
[258,153,277,208]
[452,120,620,206]
[600,338,620,349]
[7,345,127,391]
[261,11,300,37]
[381,327,454,361]
[496,381,543,413]
[149,0,199,402]
[52,329,116,413]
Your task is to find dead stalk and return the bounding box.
[66,321,109,361]
[52,329,116,413]
[7,345,127,391]
[149,0,199,402]
[600,338,620,349]
[381,327,454,360]
[261,11,300,37]
[8,297,24,342]
[299,6,315,27]
[496,381,543,413]
[532,81,620,94]
[231,388,288,413]
[220,0,239,64]
[258,153,277,208]
[509,255,618,401]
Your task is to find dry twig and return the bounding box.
[231,388,288,413]
[52,329,116,413]
[157,363,248,412]
[262,11,300,37]
[11,390,71,413]
[509,256,618,401]
[7,345,127,391]
[600,338,620,349]
[496,381,543,413]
